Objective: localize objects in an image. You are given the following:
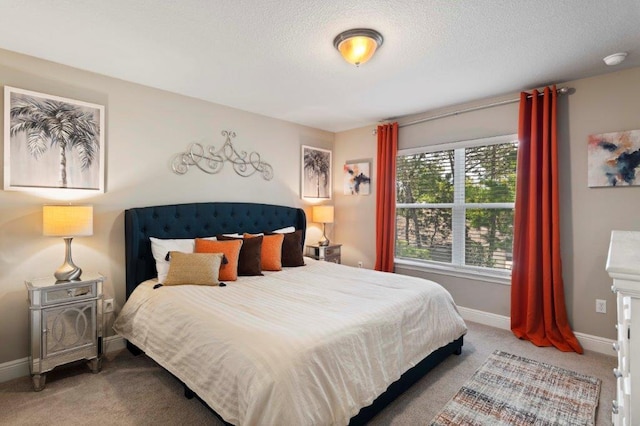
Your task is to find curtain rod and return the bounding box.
[386,86,571,129]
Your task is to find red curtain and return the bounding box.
[375,122,398,272]
[511,86,583,353]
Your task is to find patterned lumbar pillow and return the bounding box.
[163,252,224,286]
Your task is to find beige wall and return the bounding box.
[333,127,378,269]
[2,44,638,366]
[0,49,333,364]
[334,67,640,340]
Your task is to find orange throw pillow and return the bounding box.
[195,238,243,281]
[244,233,284,271]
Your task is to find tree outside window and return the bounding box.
[396,135,517,272]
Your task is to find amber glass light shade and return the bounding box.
[333,29,383,67]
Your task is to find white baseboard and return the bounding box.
[0,357,30,384]
[0,335,127,384]
[457,306,511,330]
[458,306,615,356]
[573,331,616,356]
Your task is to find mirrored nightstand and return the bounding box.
[25,274,104,391]
[306,244,342,264]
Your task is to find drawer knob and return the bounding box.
[613,342,620,351]
[613,368,622,378]
[612,400,619,414]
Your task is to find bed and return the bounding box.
[114,202,467,425]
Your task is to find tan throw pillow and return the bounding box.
[149,237,195,283]
[163,252,223,286]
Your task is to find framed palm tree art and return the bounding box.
[4,86,105,193]
[301,145,331,199]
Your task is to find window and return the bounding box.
[395,135,518,276]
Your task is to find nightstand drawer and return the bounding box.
[41,282,96,306]
[324,247,339,257]
[305,244,342,264]
[26,275,102,307]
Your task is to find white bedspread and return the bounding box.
[113,258,467,426]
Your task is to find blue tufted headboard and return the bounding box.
[124,202,306,298]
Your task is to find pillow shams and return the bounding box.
[217,235,264,276]
[195,239,243,281]
[150,237,195,283]
[244,233,284,271]
[271,226,296,234]
[275,229,305,267]
[163,252,223,286]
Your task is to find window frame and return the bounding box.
[395,134,518,285]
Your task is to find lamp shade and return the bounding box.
[333,28,383,66]
[312,205,334,224]
[43,205,93,237]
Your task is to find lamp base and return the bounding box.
[54,237,82,282]
[318,223,330,246]
[54,264,82,283]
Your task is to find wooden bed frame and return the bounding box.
[124,202,463,425]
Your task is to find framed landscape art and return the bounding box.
[301,145,331,199]
[4,86,105,193]
[587,129,640,187]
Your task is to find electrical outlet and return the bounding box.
[104,298,114,313]
[595,299,606,314]
[357,261,363,268]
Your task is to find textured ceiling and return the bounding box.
[0,1,638,132]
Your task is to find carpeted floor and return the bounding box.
[0,321,616,425]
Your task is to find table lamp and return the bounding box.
[43,205,93,282]
[312,205,334,247]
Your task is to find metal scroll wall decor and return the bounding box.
[172,130,273,180]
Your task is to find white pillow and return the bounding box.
[272,226,295,234]
[150,237,195,283]
[221,233,243,238]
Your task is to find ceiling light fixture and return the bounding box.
[603,52,627,66]
[333,28,383,67]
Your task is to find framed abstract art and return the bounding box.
[343,160,371,195]
[588,129,640,187]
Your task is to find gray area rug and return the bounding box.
[431,350,601,425]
